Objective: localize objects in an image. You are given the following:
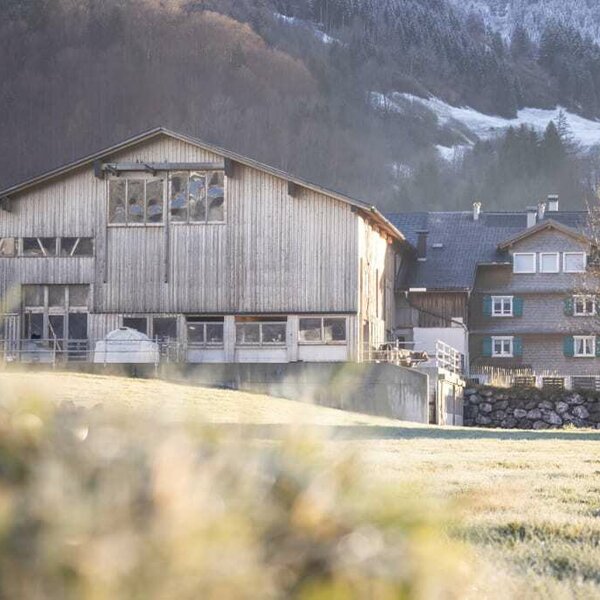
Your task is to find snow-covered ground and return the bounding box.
[371,91,600,156]
[274,13,339,45]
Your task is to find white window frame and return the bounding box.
[491,296,513,317]
[513,252,536,274]
[492,336,513,357]
[235,320,287,347]
[298,316,348,345]
[574,335,595,357]
[573,295,596,317]
[563,252,586,273]
[539,252,559,273]
[186,320,225,348]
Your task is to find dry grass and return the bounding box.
[1,371,599,599]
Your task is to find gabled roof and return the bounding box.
[387,210,589,291]
[497,218,590,249]
[0,127,407,244]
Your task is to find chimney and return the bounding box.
[547,194,559,212]
[416,230,429,261]
[526,206,537,228]
[537,201,546,221]
[473,201,482,221]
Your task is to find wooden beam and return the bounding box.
[93,160,104,180]
[224,158,235,178]
[0,197,12,213]
[101,161,225,174]
[288,181,300,197]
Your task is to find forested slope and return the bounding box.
[2,0,600,211]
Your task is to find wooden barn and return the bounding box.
[0,128,412,365]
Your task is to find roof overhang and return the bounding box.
[0,127,410,247]
[497,219,589,250]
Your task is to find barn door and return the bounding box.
[0,314,19,361]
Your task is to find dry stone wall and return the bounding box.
[464,387,600,429]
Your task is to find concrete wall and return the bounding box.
[160,362,429,423]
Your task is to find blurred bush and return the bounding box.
[0,392,470,599]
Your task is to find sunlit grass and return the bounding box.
[0,371,599,598]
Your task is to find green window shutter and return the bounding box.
[563,336,574,357]
[483,296,492,317]
[564,297,574,316]
[482,337,492,357]
[513,297,523,317]
[513,336,523,357]
[596,337,600,357]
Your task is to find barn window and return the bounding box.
[299,317,347,343]
[60,238,94,257]
[0,237,16,257]
[207,172,225,222]
[235,317,286,346]
[127,180,145,223]
[169,172,189,222]
[170,171,225,224]
[189,172,207,222]
[152,317,177,342]
[109,178,165,225]
[186,317,224,347]
[22,237,57,257]
[23,285,45,308]
[123,317,148,335]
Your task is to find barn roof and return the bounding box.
[386,210,590,291]
[0,127,407,245]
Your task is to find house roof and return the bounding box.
[497,218,590,249]
[386,210,590,290]
[0,127,407,245]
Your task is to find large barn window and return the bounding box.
[170,171,225,224]
[299,317,347,344]
[22,237,58,257]
[60,238,94,257]
[235,317,286,346]
[186,317,224,347]
[109,178,165,225]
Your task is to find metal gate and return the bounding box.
[1,314,19,362]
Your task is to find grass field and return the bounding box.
[1,371,599,598]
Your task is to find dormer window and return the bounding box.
[539,252,559,273]
[513,252,536,273]
[563,252,586,273]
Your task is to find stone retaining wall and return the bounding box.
[464,387,600,429]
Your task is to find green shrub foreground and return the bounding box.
[0,392,471,599]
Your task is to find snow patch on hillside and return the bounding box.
[274,13,339,45]
[371,91,600,152]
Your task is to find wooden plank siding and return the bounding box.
[0,135,361,316]
[357,216,398,351]
[407,292,468,328]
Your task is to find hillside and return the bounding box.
[2,0,600,211]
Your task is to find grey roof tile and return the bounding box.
[386,210,589,290]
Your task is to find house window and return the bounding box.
[235,317,286,346]
[573,295,596,316]
[539,252,559,273]
[186,317,224,347]
[513,253,536,273]
[492,336,513,357]
[299,317,347,343]
[563,252,586,273]
[22,237,58,257]
[0,237,16,257]
[170,171,225,224]
[574,336,595,357]
[109,178,165,225]
[152,317,178,342]
[492,296,513,317]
